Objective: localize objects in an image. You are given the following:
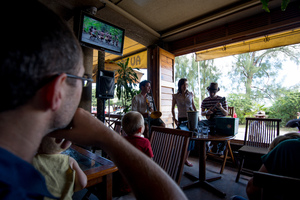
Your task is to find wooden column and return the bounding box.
[97,50,106,122]
[79,47,93,112]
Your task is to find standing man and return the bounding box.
[0,1,187,200]
[132,80,165,138]
[200,82,228,154]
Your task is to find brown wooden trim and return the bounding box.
[167,2,300,56]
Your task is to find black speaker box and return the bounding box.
[96,70,115,99]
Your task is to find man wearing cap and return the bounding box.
[200,82,228,154]
[249,111,268,141]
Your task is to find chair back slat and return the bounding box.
[253,171,300,200]
[113,121,127,136]
[150,126,192,184]
[244,118,281,148]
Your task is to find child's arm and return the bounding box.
[69,157,87,192]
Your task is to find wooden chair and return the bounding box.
[92,120,125,154]
[206,140,236,174]
[150,126,192,184]
[105,114,123,129]
[253,171,300,200]
[228,106,235,118]
[113,121,127,136]
[235,117,281,182]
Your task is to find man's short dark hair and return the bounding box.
[139,80,151,90]
[0,1,82,112]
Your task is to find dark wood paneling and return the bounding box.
[168,2,300,56]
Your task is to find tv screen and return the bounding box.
[77,12,125,55]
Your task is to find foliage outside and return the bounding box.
[114,58,139,113]
[91,58,139,114]
[260,0,291,12]
[175,44,300,125]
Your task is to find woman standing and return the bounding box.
[172,78,197,167]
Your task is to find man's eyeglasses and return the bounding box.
[66,73,94,87]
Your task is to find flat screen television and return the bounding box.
[76,11,125,55]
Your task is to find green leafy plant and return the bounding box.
[115,58,139,112]
[260,0,290,12]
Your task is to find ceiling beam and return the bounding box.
[161,0,261,39]
[99,0,160,38]
[167,1,300,56]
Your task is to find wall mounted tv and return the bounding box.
[76,11,125,55]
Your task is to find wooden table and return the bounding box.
[182,134,235,198]
[62,145,118,200]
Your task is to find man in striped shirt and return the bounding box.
[200,82,228,154]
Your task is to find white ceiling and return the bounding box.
[41,0,290,60]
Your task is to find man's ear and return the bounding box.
[44,74,67,111]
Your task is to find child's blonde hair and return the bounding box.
[268,132,300,152]
[38,136,71,154]
[122,111,144,135]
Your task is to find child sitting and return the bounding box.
[33,136,87,200]
[114,111,154,196]
[122,111,154,158]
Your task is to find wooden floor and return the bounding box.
[73,155,250,200]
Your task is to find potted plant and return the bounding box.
[115,58,140,113]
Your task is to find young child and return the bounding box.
[33,136,87,200]
[122,111,154,158]
[114,111,154,196]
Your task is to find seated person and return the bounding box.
[122,111,154,159]
[246,133,300,200]
[268,132,300,152]
[114,111,154,196]
[200,82,228,155]
[248,111,268,142]
[33,136,87,199]
[0,1,187,199]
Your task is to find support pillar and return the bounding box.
[78,47,93,112]
[97,50,106,122]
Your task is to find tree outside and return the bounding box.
[175,43,300,125]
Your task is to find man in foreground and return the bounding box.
[0,1,187,200]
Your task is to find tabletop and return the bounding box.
[62,144,118,188]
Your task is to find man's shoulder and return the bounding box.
[0,147,55,199]
[277,138,300,148]
[202,97,210,101]
[133,93,143,99]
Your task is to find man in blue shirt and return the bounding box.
[0,1,187,200]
